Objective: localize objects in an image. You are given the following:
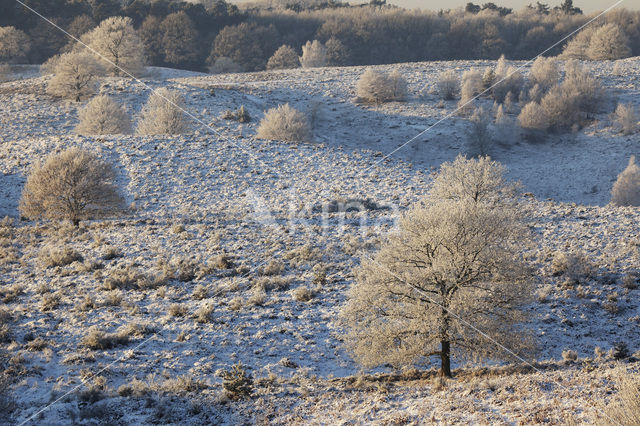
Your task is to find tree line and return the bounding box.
[0,0,638,72]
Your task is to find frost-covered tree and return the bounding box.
[560,27,595,59]
[266,45,299,70]
[139,16,164,66]
[460,68,483,101]
[614,103,639,135]
[326,37,350,66]
[0,26,31,63]
[491,55,524,103]
[209,56,243,74]
[611,156,640,207]
[467,106,491,156]
[46,51,105,101]
[256,103,311,142]
[587,24,631,61]
[299,40,327,68]
[341,155,535,377]
[437,70,460,100]
[160,12,200,67]
[75,95,132,135]
[20,148,125,226]
[356,69,407,103]
[136,88,190,135]
[210,23,279,72]
[529,56,559,91]
[82,16,145,77]
[62,15,96,53]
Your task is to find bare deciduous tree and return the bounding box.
[266,45,299,70]
[20,148,125,226]
[75,94,132,135]
[0,26,31,63]
[46,51,105,101]
[611,156,640,207]
[299,40,327,68]
[82,16,145,77]
[341,155,535,377]
[136,88,190,135]
[256,103,311,142]
[160,12,200,67]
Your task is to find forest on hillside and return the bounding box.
[1,0,639,72]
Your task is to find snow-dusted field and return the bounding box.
[1,60,639,424]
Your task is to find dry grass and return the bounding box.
[39,244,82,267]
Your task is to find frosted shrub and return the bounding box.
[75,95,132,135]
[82,16,145,77]
[20,148,125,226]
[611,156,640,207]
[614,103,639,135]
[209,56,243,74]
[563,60,604,114]
[136,88,190,135]
[256,103,311,142]
[587,23,631,61]
[39,244,82,267]
[46,51,105,101]
[436,70,459,100]
[467,106,491,156]
[356,69,407,103]
[299,40,327,68]
[529,56,559,91]
[266,45,299,70]
[601,370,640,426]
[551,251,593,283]
[518,102,548,131]
[492,56,524,103]
[539,89,580,131]
[561,349,578,362]
[458,68,483,113]
[495,104,517,143]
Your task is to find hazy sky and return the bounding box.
[386,1,636,14]
[233,1,639,14]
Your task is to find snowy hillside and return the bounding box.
[1,60,639,424]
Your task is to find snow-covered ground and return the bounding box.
[0,60,639,424]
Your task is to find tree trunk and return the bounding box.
[439,340,452,377]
